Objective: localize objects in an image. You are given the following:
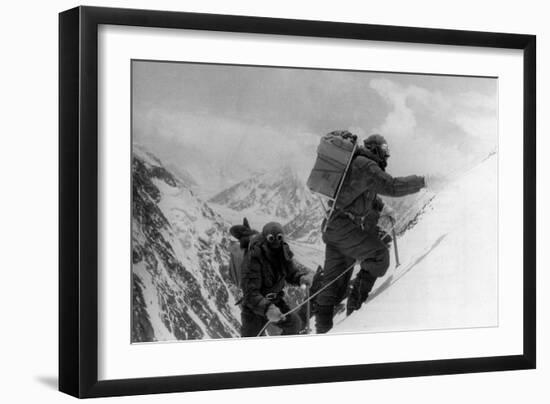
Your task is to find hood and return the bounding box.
[356,146,387,171]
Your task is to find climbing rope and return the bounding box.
[256,158,490,337]
[256,260,357,337]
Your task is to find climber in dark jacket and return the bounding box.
[315,132,426,333]
[240,222,314,337]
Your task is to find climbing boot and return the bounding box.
[346,270,376,315]
[315,305,335,334]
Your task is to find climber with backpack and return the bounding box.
[233,221,314,337]
[307,130,426,333]
[228,218,259,288]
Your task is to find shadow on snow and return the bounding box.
[367,233,448,304]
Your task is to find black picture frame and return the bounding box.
[59,5,536,399]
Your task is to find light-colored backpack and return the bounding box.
[306,130,358,229]
[307,130,357,199]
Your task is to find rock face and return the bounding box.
[131,147,241,342]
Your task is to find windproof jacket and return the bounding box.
[333,147,425,231]
[240,237,307,316]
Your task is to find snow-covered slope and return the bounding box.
[165,162,198,190]
[283,204,325,244]
[132,147,241,342]
[209,166,317,222]
[332,154,498,334]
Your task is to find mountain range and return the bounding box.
[209,166,318,222]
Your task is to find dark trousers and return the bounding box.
[315,218,389,333]
[240,299,302,337]
[316,218,389,307]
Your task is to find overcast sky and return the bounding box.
[132,60,497,194]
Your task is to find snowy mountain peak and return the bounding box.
[209,165,317,221]
[133,144,164,168]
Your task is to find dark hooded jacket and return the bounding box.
[332,147,425,230]
[240,236,307,316]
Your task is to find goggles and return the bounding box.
[380,143,390,158]
[266,233,284,243]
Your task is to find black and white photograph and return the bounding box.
[0,0,544,401]
[131,60,498,342]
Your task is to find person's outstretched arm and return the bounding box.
[370,162,425,197]
[339,156,425,205]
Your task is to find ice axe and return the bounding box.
[301,284,311,334]
[389,216,400,267]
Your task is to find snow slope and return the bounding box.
[332,154,498,334]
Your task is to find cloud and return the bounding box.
[133,61,497,189]
[134,108,321,189]
[369,78,497,177]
